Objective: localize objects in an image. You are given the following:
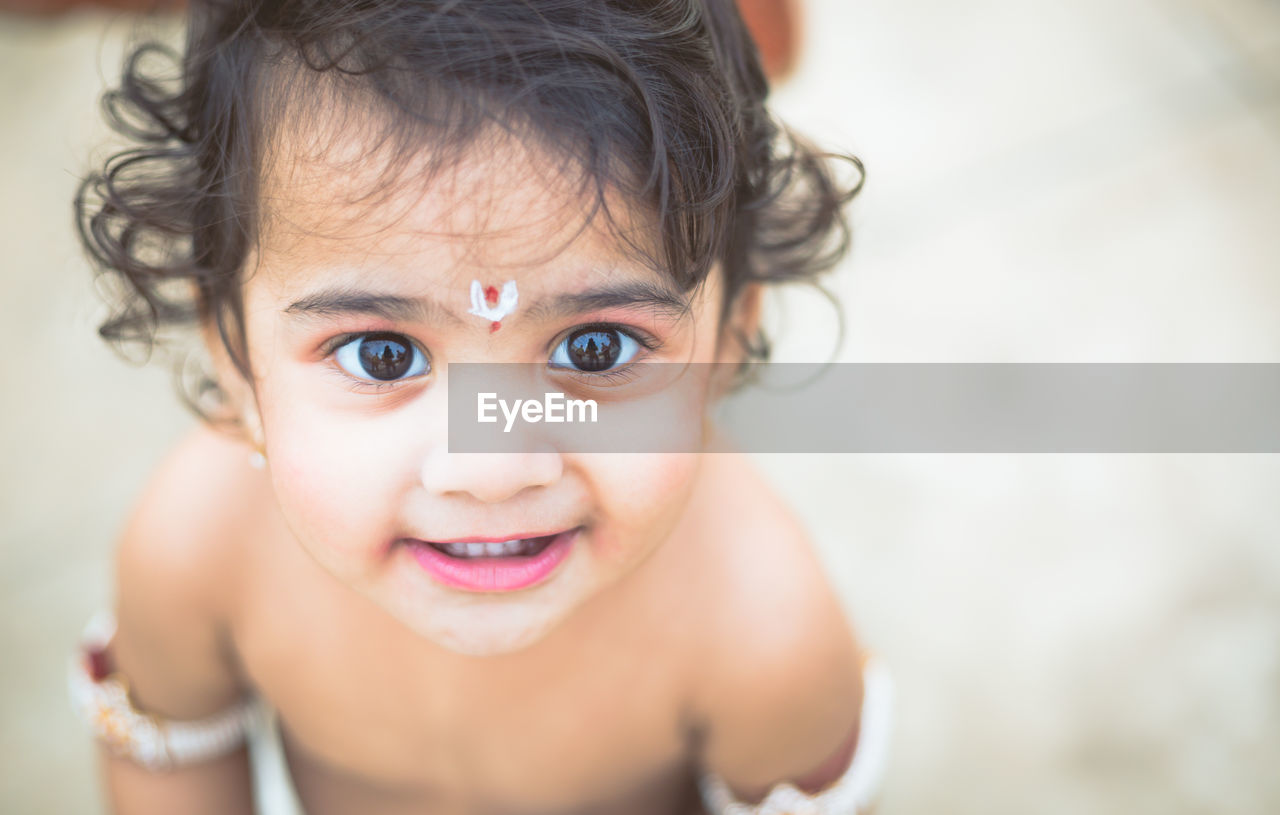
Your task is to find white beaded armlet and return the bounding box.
[67,610,260,771]
[697,656,894,815]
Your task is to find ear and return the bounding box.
[199,314,261,446]
[716,282,764,366]
[709,282,765,402]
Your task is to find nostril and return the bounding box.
[420,450,563,503]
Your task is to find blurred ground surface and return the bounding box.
[1,1,1278,813]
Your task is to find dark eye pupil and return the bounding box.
[567,329,621,372]
[359,334,412,380]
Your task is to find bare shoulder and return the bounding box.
[117,423,269,614]
[687,454,865,802]
[110,423,271,716]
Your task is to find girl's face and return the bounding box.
[237,132,743,656]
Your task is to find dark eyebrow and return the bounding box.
[283,280,690,327]
[524,281,691,322]
[283,288,463,325]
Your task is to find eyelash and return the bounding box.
[320,332,429,394]
[320,323,661,392]
[549,322,661,385]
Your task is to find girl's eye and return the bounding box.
[333,333,430,382]
[549,326,642,372]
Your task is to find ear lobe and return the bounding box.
[199,316,258,440]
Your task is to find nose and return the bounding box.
[420,449,563,504]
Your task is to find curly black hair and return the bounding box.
[77,0,862,423]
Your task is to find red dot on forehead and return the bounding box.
[484,285,499,306]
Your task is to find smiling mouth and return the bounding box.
[424,534,559,559]
[405,528,581,592]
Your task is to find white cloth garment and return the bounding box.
[248,702,307,815]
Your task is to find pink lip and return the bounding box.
[406,528,579,593]
[426,531,564,544]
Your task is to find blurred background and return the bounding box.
[1,1,1278,813]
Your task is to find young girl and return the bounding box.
[70,2,891,813]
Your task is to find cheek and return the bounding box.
[257,389,417,569]
[582,454,700,558]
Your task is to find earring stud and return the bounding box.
[246,426,267,470]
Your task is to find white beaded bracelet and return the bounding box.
[67,610,260,771]
[697,656,894,815]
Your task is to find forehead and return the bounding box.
[254,114,661,293]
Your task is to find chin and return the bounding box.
[424,612,559,657]
[432,628,545,657]
[379,593,571,657]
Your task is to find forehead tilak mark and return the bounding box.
[467,279,519,333]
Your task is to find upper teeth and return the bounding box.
[439,539,536,558]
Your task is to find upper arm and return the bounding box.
[100,427,259,813]
[691,539,866,805]
[111,426,252,716]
